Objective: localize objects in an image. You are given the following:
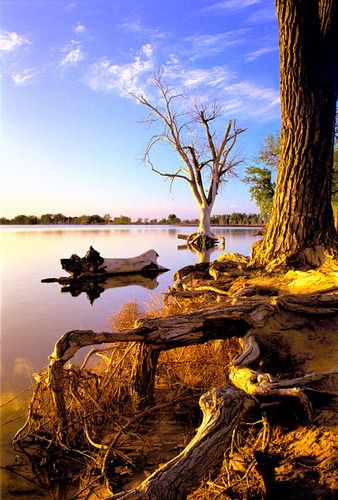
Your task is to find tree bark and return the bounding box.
[251,0,338,270]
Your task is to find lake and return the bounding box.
[0,224,259,488]
[0,225,260,393]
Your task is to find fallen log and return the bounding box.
[110,387,255,499]
[58,247,168,279]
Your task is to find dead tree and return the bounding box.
[130,76,245,249]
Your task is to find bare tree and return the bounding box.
[130,76,245,248]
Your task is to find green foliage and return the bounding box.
[167,213,181,224]
[112,215,132,224]
[211,213,262,225]
[254,133,280,170]
[243,167,275,220]
[243,132,279,220]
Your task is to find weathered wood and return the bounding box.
[47,298,273,431]
[130,344,160,409]
[51,298,274,362]
[229,334,336,420]
[277,287,338,314]
[59,247,168,279]
[102,250,168,274]
[187,232,221,250]
[110,387,255,499]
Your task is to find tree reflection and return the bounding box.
[60,271,162,304]
[178,239,225,263]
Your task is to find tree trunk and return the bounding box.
[198,203,213,235]
[251,0,338,270]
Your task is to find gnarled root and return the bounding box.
[109,387,255,499]
[229,334,335,420]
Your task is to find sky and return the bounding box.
[0,0,281,220]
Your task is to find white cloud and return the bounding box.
[142,43,153,58]
[247,8,277,23]
[60,42,84,66]
[178,67,232,89]
[224,80,280,120]
[85,44,154,95]
[162,58,279,121]
[85,43,279,122]
[73,22,86,34]
[203,0,262,13]
[185,30,248,60]
[11,68,37,86]
[0,30,30,52]
[120,19,167,40]
[65,2,77,12]
[246,46,278,62]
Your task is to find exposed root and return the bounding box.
[229,334,335,420]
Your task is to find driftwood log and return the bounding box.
[49,247,168,279]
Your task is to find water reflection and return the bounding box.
[1,224,260,497]
[59,271,163,304]
[178,240,225,263]
[0,224,260,393]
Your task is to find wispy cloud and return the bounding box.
[246,46,278,62]
[73,22,86,34]
[59,41,85,66]
[85,43,279,122]
[164,64,232,90]
[11,68,37,86]
[184,30,248,60]
[223,80,280,120]
[85,44,154,95]
[120,19,168,40]
[65,2,77,12]
[0,30,30,52]
[202,0,262,13]
[247,7,276,24]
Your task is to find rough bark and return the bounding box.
[110,387,255,500]
[130,344,160,409]
[251,0,338,270]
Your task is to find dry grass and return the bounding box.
[10,298,241,498]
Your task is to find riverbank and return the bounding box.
[5,258,337,498]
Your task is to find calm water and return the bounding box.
[0,225,259,394]
[0,224,259,488]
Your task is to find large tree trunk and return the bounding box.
[251,0,338,270]
[198,202,213,235]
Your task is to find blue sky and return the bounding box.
[0,0,280,220]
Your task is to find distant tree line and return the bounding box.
[0,212,264,226]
